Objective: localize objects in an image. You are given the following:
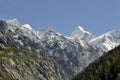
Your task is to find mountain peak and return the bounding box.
[6,18,21,27]
[77,26,85,32]
[43,26,54,33]
[74,26,90,34]
[46,26,54,31]
[70,26,95,41]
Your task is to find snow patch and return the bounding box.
[22,24,32,30]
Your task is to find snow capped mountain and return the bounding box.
[89,29,120,52]
[38,27,103,76]
[38,27,56,39]
[70,26,120,52]
[71,26,95,41]
[0,21,69,80]
[0,19,104,79]
[3,19,120,52]
[1,19,120,79]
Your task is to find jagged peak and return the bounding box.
[6,18,19,23]
[70,26,95,41]
[71,26,92,36]
[77,26,85,32]
[45,26,54,32]
[5,18,21,27]
[73,26,91,34]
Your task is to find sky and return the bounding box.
[0,0,120,36]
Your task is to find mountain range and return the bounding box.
[0,19,120,80]
[71,25,120,52]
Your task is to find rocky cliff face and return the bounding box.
[0,20,68,80]
[0,19,104,80]
[0,45,67,80]
[38,27,103,77]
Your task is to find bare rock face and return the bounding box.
[0,46,68,80]
[0,20,68,80]
[0,19,104,80]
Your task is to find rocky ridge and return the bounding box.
[0,19,119,80]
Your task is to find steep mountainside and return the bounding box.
[89,30,120,52]
[72,45,120,80]
[0,19,120,80]
[0,20,68,80]
[38,27,103,77]
[0,19,103,79]
[0,44,68,80]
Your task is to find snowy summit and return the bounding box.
[70,26,95,41]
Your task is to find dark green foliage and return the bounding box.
[73,45,120,80]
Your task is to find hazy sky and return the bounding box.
[0,0,120,36]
